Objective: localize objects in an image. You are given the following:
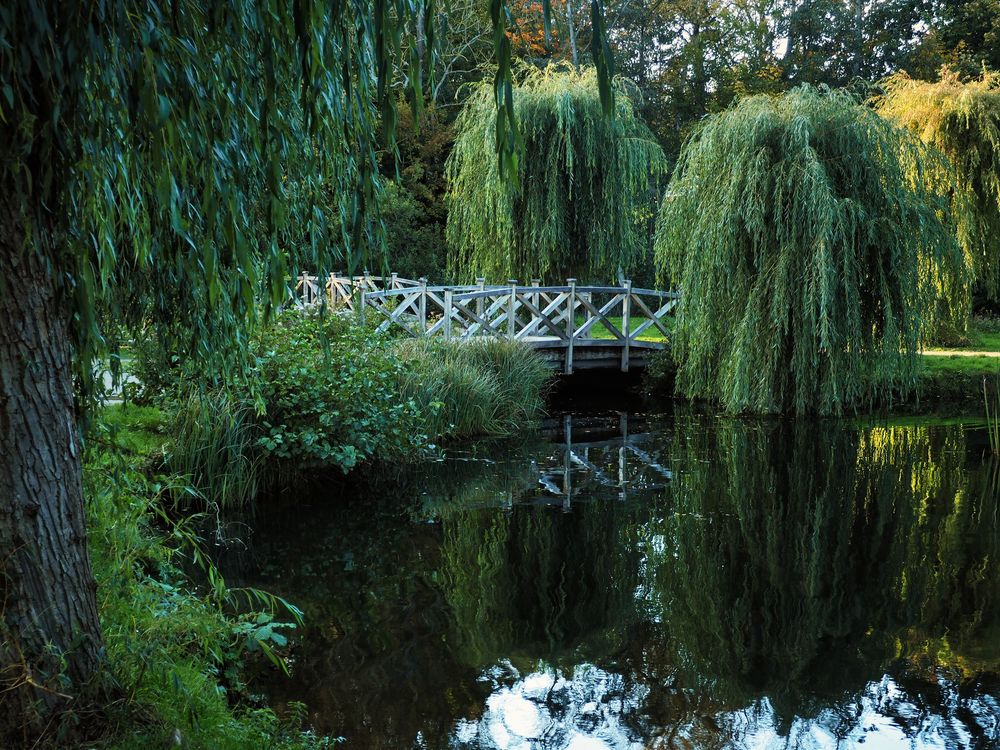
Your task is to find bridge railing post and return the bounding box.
[621,279,632,372]
[530,279,540,336]
[329,270,341,308]
[297,271,310,305]
[390,272,398,290]
[508,280,517,339]
[476,278,485,332]
[418,277,428,334]
[565,278,576,374]
[444,289,453,342]
[327,271,337,307]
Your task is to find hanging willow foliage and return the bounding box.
[655,86,964,415]
[876,70,1000,302]
[446,66,667,282]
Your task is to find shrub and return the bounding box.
[252,310,425,474]
[161,315,551,504]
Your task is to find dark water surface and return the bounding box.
[223,410,1000,749]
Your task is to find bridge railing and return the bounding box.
[291,272,679,372]
[293,270,427,309]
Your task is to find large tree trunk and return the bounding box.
[0,206,105,744]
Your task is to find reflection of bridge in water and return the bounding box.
[417,414,672,520]
[535,413,672,506]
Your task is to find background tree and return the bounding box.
[606,0,940,159]
[928,0,1000,75]
[654,86,964,414]
[374,104,453,281]
[877,69,1000,306]
[446,66,667,282]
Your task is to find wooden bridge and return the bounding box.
[294,271,678,373]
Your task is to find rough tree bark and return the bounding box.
[0,199,105,744]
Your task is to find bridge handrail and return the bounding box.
[363,284,494,300]
[295,273,681,302]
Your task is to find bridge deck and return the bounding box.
[294,272,679,373]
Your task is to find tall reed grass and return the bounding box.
[168,389,262,508]
[394,339,551,440]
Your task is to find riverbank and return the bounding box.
[131,314,552,507]
[83,406,336,749]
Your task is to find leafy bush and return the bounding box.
[252,310,425,473]
[162,314,551,505]
[394,338,550,440]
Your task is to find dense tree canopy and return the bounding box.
[655,86,965,414]
[446,66,666,281]
[604,0,955,156]
[931,0,1000,75]
[877,69,1000,302]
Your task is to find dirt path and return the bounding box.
[923,349,1000,357]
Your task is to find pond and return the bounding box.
[221,407,1000,749]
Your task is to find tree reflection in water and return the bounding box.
[226,413,1000,749]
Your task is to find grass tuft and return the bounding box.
[168,389,262,509]
[394,338,551,440]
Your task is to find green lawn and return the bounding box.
[969,328,1000,350]
[922,354,1000,376]
[921,318,1000,376]
[574,314,670,343]
[98,403,171,459]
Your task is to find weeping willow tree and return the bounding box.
[654,86,965,415]
[876,70,1000,305]
[446,66,667,282]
